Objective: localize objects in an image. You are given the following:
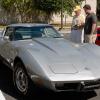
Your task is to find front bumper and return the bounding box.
[52,80,100,91]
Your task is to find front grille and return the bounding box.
[55,83,79,91]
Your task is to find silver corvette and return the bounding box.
[0,23,100,95]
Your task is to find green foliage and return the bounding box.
[34,0,83,15]
[97,0,100,20]
[0,0,83,23]
[34,0,61,13]
[14,0,33,22]
[0,0,15,12]
[0,0,34,22]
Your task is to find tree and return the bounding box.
[34,0,61,22]
[0,0,34,23]
[0,0,83,23]
[34,0,83,22]
[97,0,100,21]
[14,0,34,22]
[0,0,17,24]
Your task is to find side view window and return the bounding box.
[5,27,14,36]
[5,27,14,40]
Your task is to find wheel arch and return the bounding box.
[13,56,32,95]
[14,57,26,70]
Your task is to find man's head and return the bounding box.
[74,5,81,16]
[83,4,91,15]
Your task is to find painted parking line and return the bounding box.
[0,90,6,100]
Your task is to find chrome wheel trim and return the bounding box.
[15,67,28,93]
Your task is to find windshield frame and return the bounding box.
[12,26,62,41]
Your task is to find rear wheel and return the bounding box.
[13,62,30,96]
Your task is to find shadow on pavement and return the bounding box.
[0,63,97,100]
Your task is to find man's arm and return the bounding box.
[91,14,97,34]
[91,23,96,34]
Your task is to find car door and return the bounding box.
[0,27,16,66]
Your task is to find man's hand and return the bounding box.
[90,34,96,43]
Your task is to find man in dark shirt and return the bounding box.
[83,4,97,43]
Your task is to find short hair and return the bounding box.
[83,4,91,10]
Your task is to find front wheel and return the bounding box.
[13,62,30,96]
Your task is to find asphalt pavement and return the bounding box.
[0,63,100,100]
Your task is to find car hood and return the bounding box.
[32,38,84,74]
[15,38,100,76]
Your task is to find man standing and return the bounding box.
[83,4,97,43]
[71,5,85,43]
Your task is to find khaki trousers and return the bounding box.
[84,34,97,43]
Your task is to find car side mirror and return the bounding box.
[3,36,10,41]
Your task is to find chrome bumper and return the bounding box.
[54,80,100,91]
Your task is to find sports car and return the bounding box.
[0,23,100,95]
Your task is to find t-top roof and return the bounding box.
[8,23,52,27]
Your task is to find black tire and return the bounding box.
[0,59,3,65]
[13,62,31,96]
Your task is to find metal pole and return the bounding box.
[61,0,63,30]
[65,15,67,26]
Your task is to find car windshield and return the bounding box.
[14,26,61,40]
